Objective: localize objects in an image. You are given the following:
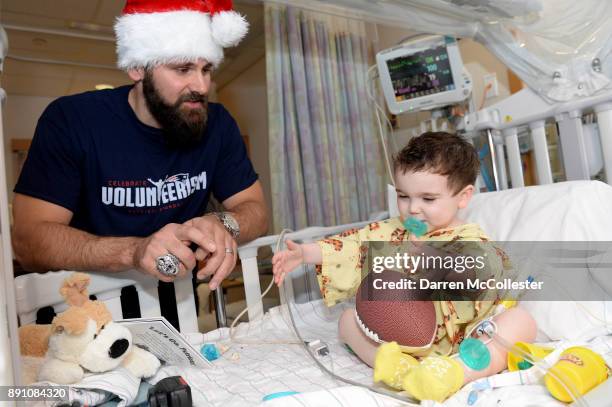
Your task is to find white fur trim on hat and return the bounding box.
[211,10,249,48]
[115,10,224,70]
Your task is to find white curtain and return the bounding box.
[265,4,387,231]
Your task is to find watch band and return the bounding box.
[211,212,240,239]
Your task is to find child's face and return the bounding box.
[395,169,474,233]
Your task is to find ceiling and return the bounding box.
[0,0,265,97]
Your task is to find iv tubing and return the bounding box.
[482,322,588,407]
[281,279,421,406]
[228,229,303,345]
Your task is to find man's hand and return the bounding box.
[132,223,215,283]
[272,240,304,286]
[186,215,237,289]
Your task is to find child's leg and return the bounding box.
[460,306,537,382]
[338,308,379,367]
[400,306,537,402]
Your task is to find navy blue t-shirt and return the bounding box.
[15,85,258,237]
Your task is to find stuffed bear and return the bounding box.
[19,272,160,384]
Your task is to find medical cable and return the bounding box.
[236,229,421,404]
[224,237,588,405]
[395,33,434,47]
[508,270,612,328]
[280,279,421,406]
[477,320,588,407]
[367,64,396,187]
[227,229,303,345]
[366,64,398,152]
[534,271,612,328]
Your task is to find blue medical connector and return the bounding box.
[262,391,300,401]
[200,343,221,361]
[467,390,479,406]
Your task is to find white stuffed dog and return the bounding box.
[19,273,160,384]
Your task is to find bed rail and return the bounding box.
[236,218,385,321]
[463,87,612,189]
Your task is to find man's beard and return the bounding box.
[142,71,208,149]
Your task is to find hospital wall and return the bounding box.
[2,94,57,209]
[204,57,274,233]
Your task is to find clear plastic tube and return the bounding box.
[281,280,421,406]
[238,234,589,405]
[270,229,420,404]
[483,322,588,407]
[228,229,303,345]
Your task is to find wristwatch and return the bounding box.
[210,212,240,239]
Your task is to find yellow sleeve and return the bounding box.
[316,218,406,306]
[422,224,506,350]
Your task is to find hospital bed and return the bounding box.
[9,179,612,407]
[2,1,612,405]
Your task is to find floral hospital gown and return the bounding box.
[315,217,510,357]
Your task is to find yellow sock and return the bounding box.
[373,341,418,390]
[402,356,464,402]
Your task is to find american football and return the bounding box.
[355,270,437,347]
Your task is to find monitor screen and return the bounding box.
[376,36,469,114]
[387,43,455,102]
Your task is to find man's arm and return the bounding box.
[12,193,137,272]
[12,194,214,282]
[221,180,268,244]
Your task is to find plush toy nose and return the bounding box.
[109,339,130,359]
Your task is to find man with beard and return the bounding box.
[10,0,268,319]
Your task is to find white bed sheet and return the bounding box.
[153,299,612,407]
[153,300,381,406]
[161,181,612,406]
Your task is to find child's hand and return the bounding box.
[409,233,424,247]
[408,233,424,258]
[272,240,304,286]
[409,233,422,244]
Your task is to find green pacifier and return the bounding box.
[459,338,491,371]
[403,217,427,237]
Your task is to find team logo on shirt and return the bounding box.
[101,171,207,208]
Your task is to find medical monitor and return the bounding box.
[376,36,470,114]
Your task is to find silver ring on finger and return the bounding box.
[156,253,180,276]
[224,247,234,255]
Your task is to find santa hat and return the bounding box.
[114,0,248,70]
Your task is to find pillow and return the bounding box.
[460,180,612,241]
[462,180,612,341]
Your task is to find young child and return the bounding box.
[272,132,536,402]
